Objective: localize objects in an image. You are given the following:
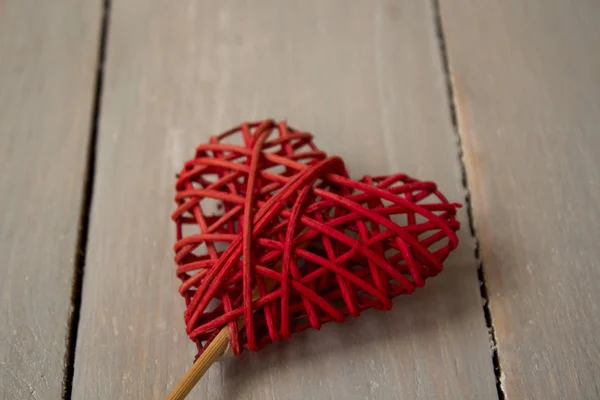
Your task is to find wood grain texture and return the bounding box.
[0,1,102,398]
[73,1,497,398]
[440,1,600,398]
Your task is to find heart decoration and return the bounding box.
[172,120,461,357]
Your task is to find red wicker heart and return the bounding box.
[172,120,460,356]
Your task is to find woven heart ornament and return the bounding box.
[172,119,460,358]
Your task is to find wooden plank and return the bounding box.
[440,1,600,398]
[0,1,102,399]
[73,1,497,398]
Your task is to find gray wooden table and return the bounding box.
[2,1,599,399]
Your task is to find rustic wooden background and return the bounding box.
[1,1,599,399]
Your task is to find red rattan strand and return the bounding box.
[172,119,461,357]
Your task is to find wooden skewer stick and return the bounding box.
[166,324,231,400]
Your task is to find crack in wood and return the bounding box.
[431,1,507,399]
[62,1,112,399]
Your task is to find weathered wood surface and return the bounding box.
[0,1,102,398]
[73,1,497,399]
[440,1,600,398]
